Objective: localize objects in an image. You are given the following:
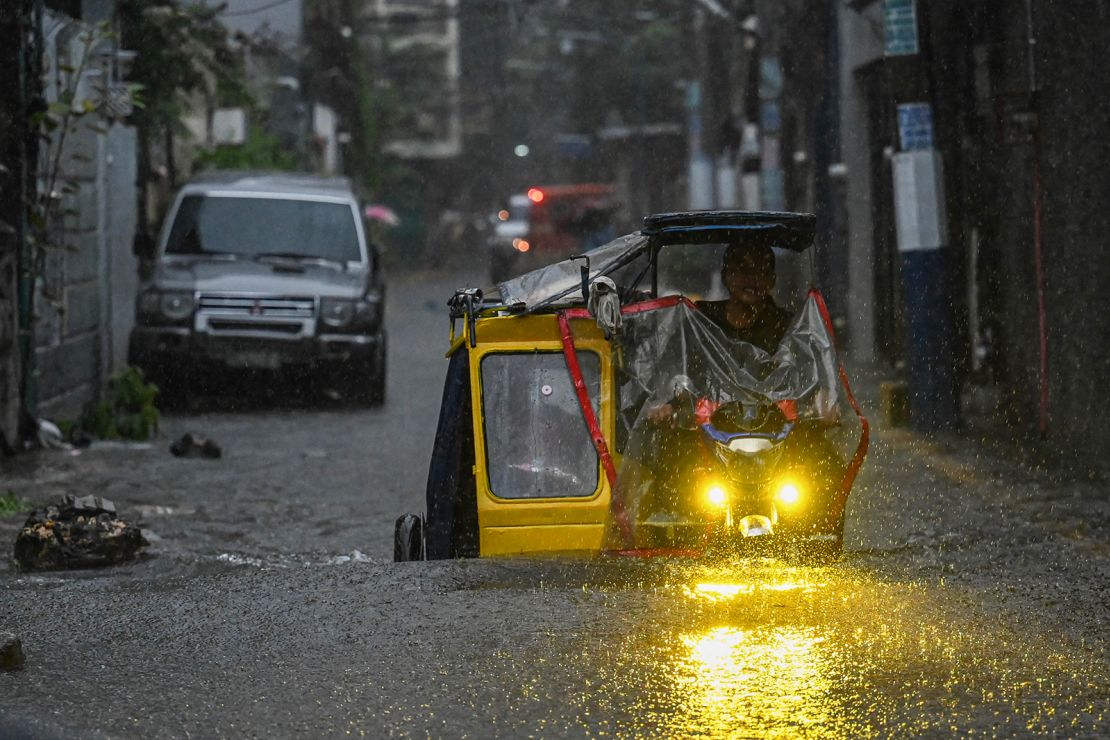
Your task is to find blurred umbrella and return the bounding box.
[364,204,401,227]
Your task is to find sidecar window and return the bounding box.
[481,351,601,499]
[656,242,730,300]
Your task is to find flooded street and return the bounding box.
[1,269,1107,737]
[3,0,1110,736]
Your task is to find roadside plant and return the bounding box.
[0,491,32,518]
[75,367,160,441]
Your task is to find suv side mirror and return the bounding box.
[132,232,155,260]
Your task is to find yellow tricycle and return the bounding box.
[395,211,868,563]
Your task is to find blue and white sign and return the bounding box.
[897,103,935,151]
[884,0,919,56]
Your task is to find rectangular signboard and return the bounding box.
[892,150,946,252]
[884,0,919,56]
[897,103,935,151]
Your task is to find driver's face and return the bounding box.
[722,248,775,305]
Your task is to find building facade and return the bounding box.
[837,0,1110,469]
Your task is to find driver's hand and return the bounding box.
[644,402,675,424]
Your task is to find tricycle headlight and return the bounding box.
[158,292,194,321]
[320,298,355,328]
[774,478,804,506]
[705,481,729,508]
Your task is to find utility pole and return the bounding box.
[753,0,784,212]
[884,0,958,430]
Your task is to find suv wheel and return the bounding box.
[346,334,386,407]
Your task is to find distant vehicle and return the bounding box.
[128,172,387,405]
[487,183,616,283]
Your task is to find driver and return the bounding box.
[631,239,842,528]
[646,241,791,423]
[697,241,790,353]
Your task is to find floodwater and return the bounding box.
[436,557,1107,737]
[1,271,1107,737]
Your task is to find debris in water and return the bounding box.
[170,433,222,459]
[216,553,266,568]
[36,418,69,450]
[326,550,374,565]
[13,495,148,570]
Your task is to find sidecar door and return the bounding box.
[468,313,615,556]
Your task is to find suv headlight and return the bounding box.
[159,292,195,321]
[320,298,355,328]
[138,290,193,323]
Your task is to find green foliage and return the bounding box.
[193,129,299,172]
[76,367,160,441]
[119,0,243,134]
[0,491,32,519]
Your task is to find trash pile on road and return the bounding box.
[170,433,222,459]
[13,495,148,570]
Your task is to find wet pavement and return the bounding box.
[1,268,1108,737]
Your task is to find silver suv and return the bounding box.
[128,172,386,404]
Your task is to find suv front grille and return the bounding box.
[197,294,315,318]
[195,293,318,339]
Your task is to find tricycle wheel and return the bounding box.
[393,514,424,562]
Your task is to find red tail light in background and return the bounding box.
[527,188,545,203]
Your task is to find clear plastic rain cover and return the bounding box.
[601,293,843,549]
[496,233,650,310]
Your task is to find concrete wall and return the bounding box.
[35,122,138,421]
[990,1,1110,466]
[34,13,138,422]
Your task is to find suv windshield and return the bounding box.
[165,195,362,263]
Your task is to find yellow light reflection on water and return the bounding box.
[691,583,753,599]
[686,579,824,601]
[675,626,831,736]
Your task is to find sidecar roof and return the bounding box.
[495,210,816,313]
[642,210,815,252]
